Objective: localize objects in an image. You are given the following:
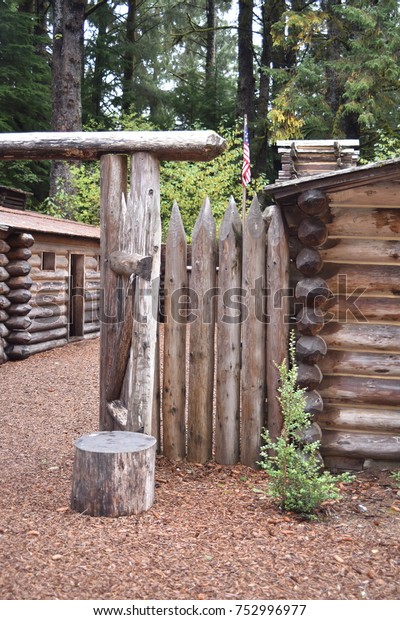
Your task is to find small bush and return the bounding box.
[259,332,352,517]
[390,470,400,487]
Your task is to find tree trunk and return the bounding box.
[122,0,138,113]
[205,0,217,126]
[237,0,255,122]
[50,0,85,205]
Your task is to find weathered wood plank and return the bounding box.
[319,350,400,378]
[320,375,400,407]
[241,196,266,467]
[99,154,128,431]
[163,202,187,460]
[124,152,161,435]
[187,198,217,463]
[321,430,400,460]
[215,197,242,465]
[0,130,226,161]
[266,204,289,445]
[328,208,400,238]
[318,405,400,433]
[321,323,400,352]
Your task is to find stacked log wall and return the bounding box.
[287,180,400,471]
[84,254,101,336]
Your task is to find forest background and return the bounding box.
[1,0,400,234]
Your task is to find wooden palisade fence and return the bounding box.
[160,195,289,467]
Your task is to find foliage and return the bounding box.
[267,1,400,150]
[390,470,400,487]
[0,0,51,202]
[160,122,268,238]
[259,333,351,517]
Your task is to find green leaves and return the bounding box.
[259,332,350,517]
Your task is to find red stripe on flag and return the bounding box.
[242,119,251,187]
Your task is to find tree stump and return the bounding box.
[71,431,156,517]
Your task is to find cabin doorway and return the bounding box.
[69,254,85,338]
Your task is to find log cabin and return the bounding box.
[0,204,100,364]
[265,144,400,471]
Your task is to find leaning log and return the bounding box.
[71,431,157,517]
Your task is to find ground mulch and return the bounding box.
[0,338,399,600]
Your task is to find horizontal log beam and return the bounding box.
[321,430,400,460]
[0,131,226,162]
[320,375,400,407]
[318,405,400,433]
[319,350,400,378]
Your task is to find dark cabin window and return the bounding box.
[42,251,56,271]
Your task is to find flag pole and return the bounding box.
[241,114,251,222]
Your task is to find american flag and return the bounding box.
[242,116,251,187]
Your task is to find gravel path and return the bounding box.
[0,339,399,600]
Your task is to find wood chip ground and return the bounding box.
[0,339,399,600]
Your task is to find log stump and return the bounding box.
[71,431,156,517]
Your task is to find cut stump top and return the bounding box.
[74,431,156,454]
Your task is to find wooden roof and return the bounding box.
[0,205,100,239]
[265,157,400,202]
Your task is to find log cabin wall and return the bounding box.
[264,160,400,472]
[0,206,100,362]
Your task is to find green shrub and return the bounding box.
[259,332,352,517]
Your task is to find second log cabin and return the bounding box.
[0,205,100,364]
[264,154,400,471]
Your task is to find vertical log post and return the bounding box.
[215,197,242,465]
[241,196,266,467]
[163,202,187,460]
[125,152,161,435]
[187,198,217,463]
[266,204,290,443]
[99,154,128,431]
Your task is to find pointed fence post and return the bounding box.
[163,202,187,460]
[187,198,217,463]
[267,204,290,442]
[215,197,242,465]
[241,196,266,467]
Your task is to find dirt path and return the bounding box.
[0,339,399,600]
